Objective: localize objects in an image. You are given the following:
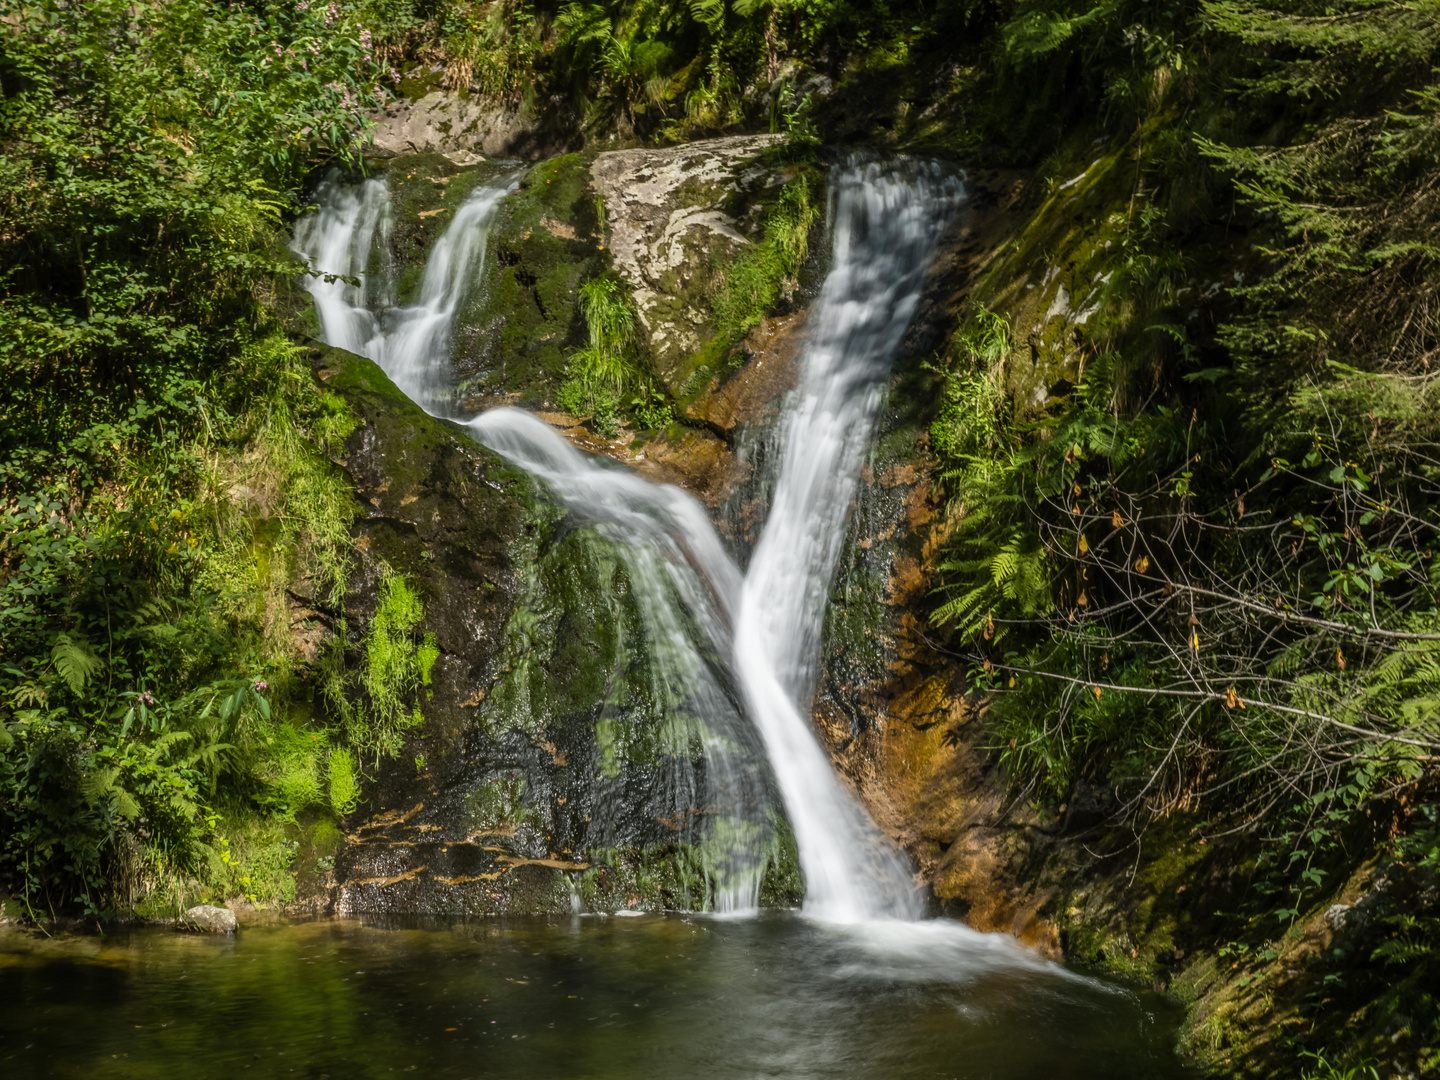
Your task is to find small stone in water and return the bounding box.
[176,905,237,934]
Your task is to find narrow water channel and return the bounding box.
[0,917,1188,1079]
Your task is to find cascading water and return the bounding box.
[293,168,776,913]
[736,159,966,922]
[292,156,974,925]
[467,409,774,912]
[292,170,519,415]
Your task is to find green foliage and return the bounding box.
[924,2,1440,1063]
[0,1,380,916]
[710,172,818,338]
[328,748,360,814]
[1298,1052,1379,1080]
[320,567,430,764]
[560,274,647,435]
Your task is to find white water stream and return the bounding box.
[293,171,519,414]
[292,158,973,925]
[737,160,965,920]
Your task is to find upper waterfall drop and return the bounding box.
[292,170,519,416]
[737,158,966,923]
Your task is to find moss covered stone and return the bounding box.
[453,153,608,405]
[590,135,792,394]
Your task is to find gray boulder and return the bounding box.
[591,134,786,391]
[177,904,237,934]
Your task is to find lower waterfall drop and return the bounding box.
[468,408,774,914]
[737,158,966,922]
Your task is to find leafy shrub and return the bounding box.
[560,275,641,435]
[0,0,381,915]
[320,566,431,764]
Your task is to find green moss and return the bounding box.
[464,771,529,835]
[451,153,607,405]
[328,747,360,813]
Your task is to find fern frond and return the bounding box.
[51,633,103,694]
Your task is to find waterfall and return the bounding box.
[292,170,519,415]
[466,409,773,912]
[737,159,965,921]
[294,157,965,922]
[293,167,775,912]
[291,175,390,357]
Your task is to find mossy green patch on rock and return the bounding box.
[451,153,607,405]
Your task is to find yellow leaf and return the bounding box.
[1135,555,1150,574]
[1078,533,1089,555]
[1189,630,1199,653]
[1112,510,1124,528]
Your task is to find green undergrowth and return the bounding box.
[319,565,438,765]
[557,274,677,435]
[0,328,398,917]
[709,170,819,340]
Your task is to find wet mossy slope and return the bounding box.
[308,342,796,914]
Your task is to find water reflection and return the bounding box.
[0,915,1186,1079]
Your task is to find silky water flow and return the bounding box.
[296,160,1048,963]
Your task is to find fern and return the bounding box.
[50,632,103,695]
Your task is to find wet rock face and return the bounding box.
[591,134,787,393]
[309,345,783,915]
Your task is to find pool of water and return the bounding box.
[0,913,1188,1079]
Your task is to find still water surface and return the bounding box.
[0,913,1188,1079]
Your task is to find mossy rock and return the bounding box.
[380,153,523,307]
[590,135,793,395]
[450,153,607,405]
[308,343,786,914]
